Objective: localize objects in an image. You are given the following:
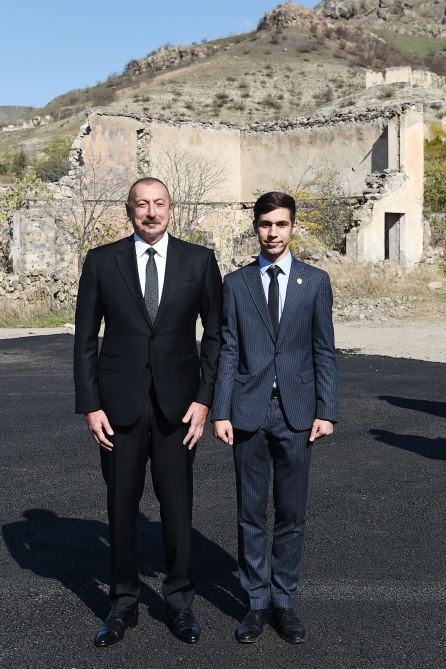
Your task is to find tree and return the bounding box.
[279,166,352,253]
[424,132,446,215]
[0,146,28,178]
[161,148,225,239]
[55,162,128,273]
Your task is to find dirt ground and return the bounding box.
[0,318,444,362]
[334,318,445,362]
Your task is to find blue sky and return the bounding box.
[1,0,315,108]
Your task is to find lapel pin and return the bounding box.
[297,277,303,285]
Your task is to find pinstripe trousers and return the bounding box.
[233,395,312,610]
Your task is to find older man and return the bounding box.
[74,177,222,646]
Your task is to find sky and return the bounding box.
[1,0,315,108]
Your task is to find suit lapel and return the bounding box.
[153,234,181,327]
[277,258,308,343]
[242,262,275,342]
[114,236,151,328]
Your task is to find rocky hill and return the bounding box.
[0,2,444,164]
[315,0,446,37]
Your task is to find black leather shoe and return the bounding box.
[167,607,200,644]
[272,607,305,643]
[94,607,138,647]
[235,608,268,643]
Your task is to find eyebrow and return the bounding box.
[258,218,291,224]
[136,198,166,204]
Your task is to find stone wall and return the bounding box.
[0,270,78,305]
[365,67,445,90]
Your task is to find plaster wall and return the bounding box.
[365,67,445,90]
[147,122,242,202]
[385,66,413,85]
[81,114,139,200]
[240,121,388,199]
[365,71,384,88]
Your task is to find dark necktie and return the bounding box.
[144,247,158,324]
[267,265,281,338]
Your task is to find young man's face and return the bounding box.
[127,181,171,245]
[254,207,296,263]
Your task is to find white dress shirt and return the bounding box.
[134,231,169,304]
[259,252,292,390]
[258,251,292,318]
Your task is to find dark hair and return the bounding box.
[253,191,296,223]
[126,177,171,206]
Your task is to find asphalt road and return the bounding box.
[0,335,445,669]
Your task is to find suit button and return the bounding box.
[150,334,156,341]
[145,363,150,369]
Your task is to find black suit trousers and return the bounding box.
[100,387,196,611]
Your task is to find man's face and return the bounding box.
[127,181,171,245]
[254,207,296,262]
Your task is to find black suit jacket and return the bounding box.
[74,234,222,426]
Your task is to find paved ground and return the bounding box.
[0,335,445,669]
[1,318,445,362]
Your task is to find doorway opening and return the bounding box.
[384,213,403,261]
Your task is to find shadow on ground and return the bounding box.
[2,510,244,623]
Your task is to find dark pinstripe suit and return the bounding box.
[211,256,338,609]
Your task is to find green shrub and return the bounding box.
[425,131,446,214]
[34,138,71,183]
[0,147,28,177]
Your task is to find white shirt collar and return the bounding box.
[258,251,292,276]
[134,231,169,258]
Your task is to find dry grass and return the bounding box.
[322,260,446,314]
[0,295,74,328]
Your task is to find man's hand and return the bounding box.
[309,419,334,443]
[85,410,114,451]
[213,420,234,446]
[182,402,209,450]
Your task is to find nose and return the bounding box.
[147,202,157,218]
[268,225,279,238]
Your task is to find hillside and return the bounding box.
[315,0,446,37]
[0,106,36,125]
[0,2,445,166]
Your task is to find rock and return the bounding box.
[427,281,443,290]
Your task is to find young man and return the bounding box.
[212,191,338,644]
[74,177,222,646]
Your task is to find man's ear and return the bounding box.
[252,219,257,232]
[125,203,133,220]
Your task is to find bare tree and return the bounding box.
[55,161,129,273]
[161,148,225,239]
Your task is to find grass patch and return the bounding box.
[0,296,74,328]
[376,30,446,59]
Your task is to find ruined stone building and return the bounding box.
[12,102,424,274]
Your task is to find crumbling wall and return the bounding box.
[366,67,445,89]
[10,103,425,274]
[347,107,424,264]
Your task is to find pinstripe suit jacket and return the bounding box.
[211,257,338,432]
